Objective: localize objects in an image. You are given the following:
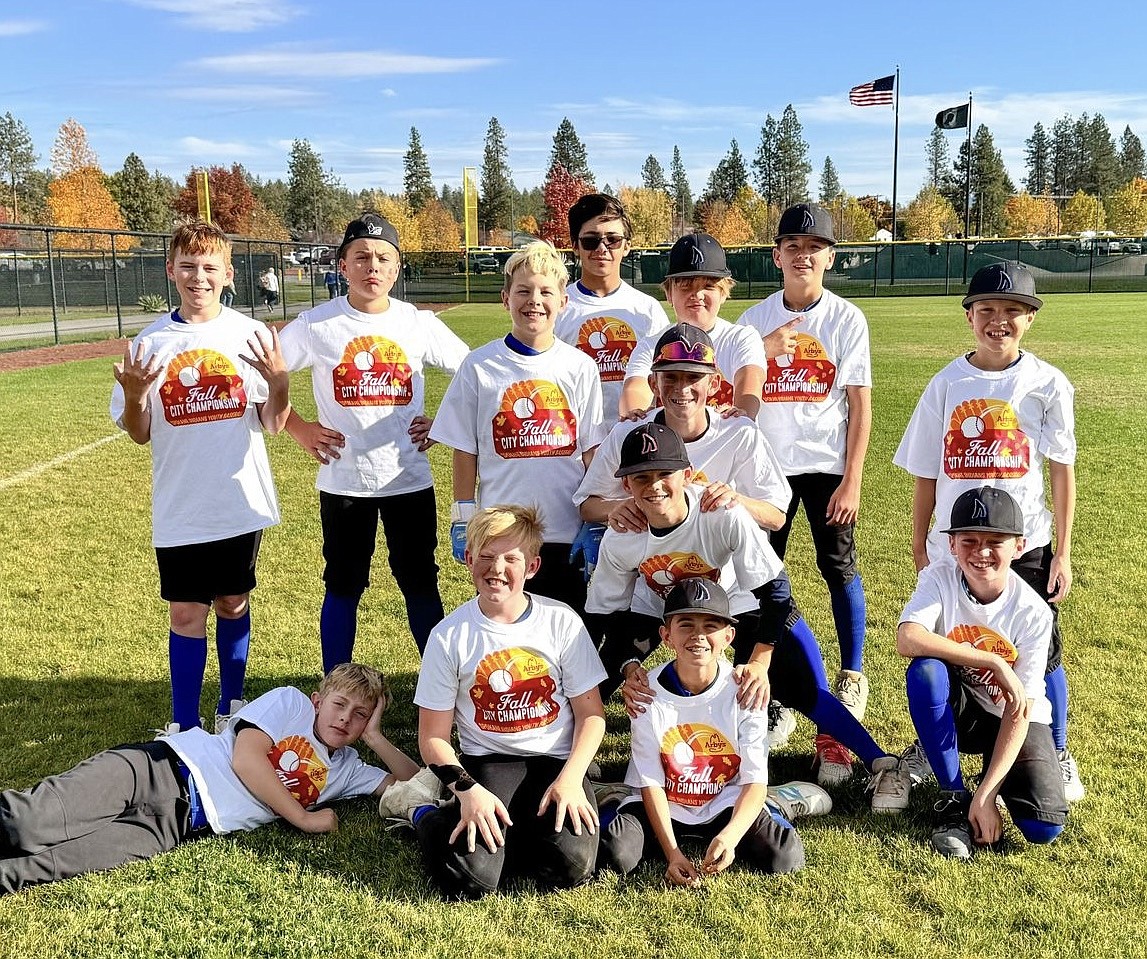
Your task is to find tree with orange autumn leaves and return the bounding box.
[46,118,125,250]
[540,162,591,246]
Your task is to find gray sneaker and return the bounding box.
[377,767,447,826]
[931,790,973,859]
[214,698,248,735]
[1058,748,1085,803]
[767,701,797,751]
[766,781,832,821]
[867,756,912,814]
[899,740,933,785]
[592,781,632,808]
[832,669,869,721]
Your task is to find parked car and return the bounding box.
[297,246,331,265]
[1123,239,1143,255]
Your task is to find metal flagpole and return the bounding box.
[890,66,900,284]
[964,93,973,239]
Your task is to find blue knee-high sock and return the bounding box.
[405,592,445,657]
[789,616,885,768]
[216,610,251,715]
[906,658,964,791]
[829,574,866,673]
[1013,817,1063,845]
[1045,665,1068,752]
[321,591,361,673]
[169,631,207,729]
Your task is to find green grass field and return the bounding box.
[1,294,1145,958]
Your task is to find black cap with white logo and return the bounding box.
[338,212,401,260]
[666,232,732,279]
[663,577,737,624]
[962,262,1042,311]
[615,422,692,477]
[942,486,1025,536]
[775,203,837,245]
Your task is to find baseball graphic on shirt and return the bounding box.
[943,399,1030,480]
[470,647,560,733]
[268,734,330,808]
[948,625,1019,706]
[638,553,720,599]
[762,332,836,403]
[492,379,578,460]
[333,335,414,407]
[660,723,741,808]
[161,348,247,427]
[576,316,637,381]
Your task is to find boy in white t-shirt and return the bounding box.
[0,664,421,894]
[280,213,470,666]
[893,261,1082,801]
[599,578,809,885]
[111,222,289,733]
[410,505,607,898]
[897,487,1068,859]
[555,193,671,418]
[430,241,606,617]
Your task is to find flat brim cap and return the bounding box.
[941,486,1025,536]
[775,203,836,244]
[615,422,692,477]
[663,577,737,624]
[962,262,1042,310]
[650,323,719,374]
[666,232,732,279]
[338,213,401,260]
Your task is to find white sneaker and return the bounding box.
[767,701,797,751]
[814,734,855,786]
[832,669,869,721]
[377,767,447,823]
[899,740,933,785]
[214,698,248,735]
[867,756,912,814]
[1058,748,1085,803]
[766,781,832,821]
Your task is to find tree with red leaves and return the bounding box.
[539,162,591,246]
[174,164,257,234]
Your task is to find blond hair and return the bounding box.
[661,274,736,299]
[502,240,569,291]
[169,221,233,267]
[317,662,387,709]
[467,504,545,560]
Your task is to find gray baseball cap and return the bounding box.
[942,487,1024,536]
[663,577,737,624]
[962,262,1042,311]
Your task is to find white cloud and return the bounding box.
[196,47,500,78]
[177,136,259,157]
[381,88,397,98]
[0,19,47,36]
[124,0,301,33]
[168,85,316,105]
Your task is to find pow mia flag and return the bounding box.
[936,104,970,130]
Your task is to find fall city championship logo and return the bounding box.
[470,647,559,733]
[332,335,413,406]
[762,332,836,403]
[267,735,330,808]
[492,379,578,459]
[943,399,1030,479]
[948,624,1019,705]
[660,723,741,807]
[639,553,720,599]
[575,316,638,382]
[160,349,247,426]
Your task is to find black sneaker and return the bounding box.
[931,789,973,859]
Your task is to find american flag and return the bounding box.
[849,75,895,107]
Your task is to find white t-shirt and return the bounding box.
[623,659,769,826]
[586,486,784,618]
[109,308,280,548]
[429,337,606,543]
[898,557,1052,724]
[738,289,871,475]
[555,281,671,416]
[893,352,1076,561]
[623,318,766,411]
[572,408,790,515]
[167,686,388,834]
[414,594,608,758]
[279,296,470,496]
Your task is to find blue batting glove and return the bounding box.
[450,501,477,563]
[569,522,607,582]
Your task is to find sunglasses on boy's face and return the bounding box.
[577,233,627,250]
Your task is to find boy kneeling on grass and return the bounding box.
[0,664,420,894]
[897,487,1068,859]
[598,578,811,886]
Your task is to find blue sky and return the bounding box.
[5,0,1147,206]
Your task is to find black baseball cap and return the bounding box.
[942,487,1024,536]
[962,262,1042,311]
[775,203,836,245]
[650,323,718,374]
[615,422,692,477]
[663,577,737,624]
[338,213,401,260]
[666,232,732,279]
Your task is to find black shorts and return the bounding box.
[156,531,262,604]
[770,472,860,588]
[949,673,1068,826]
